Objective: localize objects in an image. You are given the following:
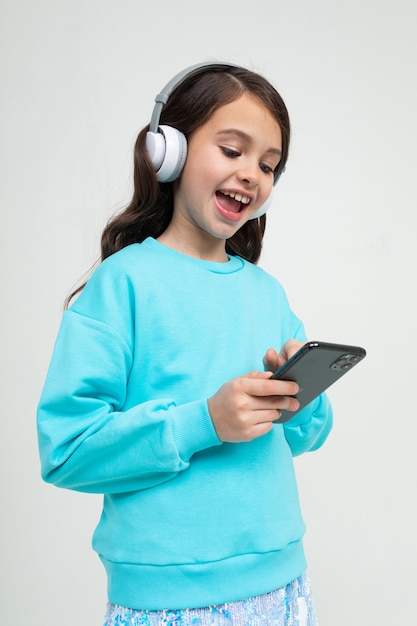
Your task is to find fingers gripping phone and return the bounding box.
[273,341,366,424]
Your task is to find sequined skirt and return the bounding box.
[103,572,318,626]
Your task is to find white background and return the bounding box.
[1,1,416,624]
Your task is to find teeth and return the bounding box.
[222,191,251,205]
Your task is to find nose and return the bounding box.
[238,160,260,187]
[242,176,259,188]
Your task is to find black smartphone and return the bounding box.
[272,341,366,423]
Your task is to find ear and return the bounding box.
[146,125,188,182]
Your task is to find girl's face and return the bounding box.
[165,93,283,260]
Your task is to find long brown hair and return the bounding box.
[66,64,290,306]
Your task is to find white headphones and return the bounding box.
[146,62,283,219]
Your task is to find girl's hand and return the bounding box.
[207,371,299,443]
[263,339,306,374]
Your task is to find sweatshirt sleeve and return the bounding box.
[37,310,221,494]
[283,393,333,456]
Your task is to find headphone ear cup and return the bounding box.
[249,187,275,220]
[146,125,187,183]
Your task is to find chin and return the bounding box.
[210,225,240,241]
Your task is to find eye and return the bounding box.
[220,146,241,159]
[260,163,274,174]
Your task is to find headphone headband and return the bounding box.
[149,62,242,134]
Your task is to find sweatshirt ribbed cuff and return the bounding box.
[171,399,222,461]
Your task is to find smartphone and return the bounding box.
[272,341,366,423]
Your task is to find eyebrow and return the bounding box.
[216,128,282,157]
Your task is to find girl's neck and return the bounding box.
[157,224,229,263]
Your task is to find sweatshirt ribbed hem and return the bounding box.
[101,541,307,611]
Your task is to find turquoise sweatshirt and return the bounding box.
[37,237,332,610]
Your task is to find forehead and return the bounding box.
[205,93,282,148]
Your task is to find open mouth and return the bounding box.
[216,191,252,214]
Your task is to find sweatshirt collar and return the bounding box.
[143,237,245,274]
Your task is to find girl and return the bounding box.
[37,62,333,625]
